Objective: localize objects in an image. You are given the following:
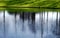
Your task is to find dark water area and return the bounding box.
[0,10,60,38]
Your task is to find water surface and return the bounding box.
[0,10,60,38]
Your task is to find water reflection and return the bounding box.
[0,10,60,38]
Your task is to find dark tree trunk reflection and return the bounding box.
[20,12,24,31]
[47,11,48,34]
[31,13,36,33]
[53,12,60,36]
[14,12,17,38]
[20,12,36,34]
[41,12,43,38]
[2,11,60,38]
[56,12,60,35]
[3,10,5,38]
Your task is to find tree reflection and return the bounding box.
[28,13,36,38]
[31,13,36,33]
[14,12,17,38]
[52,12,60,36]
[20,12,24,31]
[2,10,60,38]
[20,12,36,33]
[3,10,6,38]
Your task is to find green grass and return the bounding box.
[0,0,60,8]
[0,0,60,12]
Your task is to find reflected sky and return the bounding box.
[0,11,60,38]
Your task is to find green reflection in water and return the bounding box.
[0,7,60,12]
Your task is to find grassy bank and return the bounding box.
[0,0,60,8]
[0,0,60,12]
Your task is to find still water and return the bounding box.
[0,10,60,38]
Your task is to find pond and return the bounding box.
[0,10,60,38]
